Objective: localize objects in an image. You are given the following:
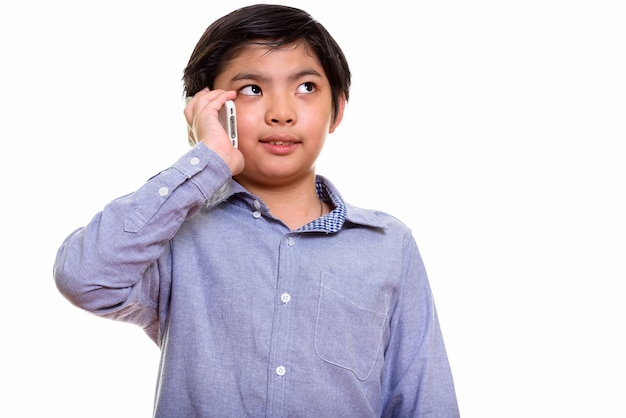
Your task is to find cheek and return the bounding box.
[234,109,257,142]
[309,100,335,133]
[300,112,332,136]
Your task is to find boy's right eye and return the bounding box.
[239,85,262,96]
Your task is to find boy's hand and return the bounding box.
[184,88,245,176]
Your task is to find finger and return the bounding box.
[187,126,196,146]
[184,89,238,147]
[183,87,209,125]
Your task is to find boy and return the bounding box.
[54,4,459,417]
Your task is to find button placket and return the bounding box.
[252,200,263,219]
[267,233,298,415]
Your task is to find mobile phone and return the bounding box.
[185,97,238,148]
[218,100,238,148]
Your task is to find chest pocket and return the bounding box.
[315,273,390,381]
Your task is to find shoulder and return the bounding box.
[344,203,409,231]
[320,177,410,231]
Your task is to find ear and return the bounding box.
[328,94,346,134]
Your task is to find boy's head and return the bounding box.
[183,4,351,123]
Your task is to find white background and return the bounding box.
[1,0,624,416]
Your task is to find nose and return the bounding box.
[265,95,296,126]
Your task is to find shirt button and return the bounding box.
[158,187,169,197]
[275,366,286,376]
[189,157,200,166]
[280,293,291,303]
[253,200,261,210]
[252,210,262,219]
[287,237,295,247]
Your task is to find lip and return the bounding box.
[260,134,300,155]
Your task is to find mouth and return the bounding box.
[264,140,296,146]
[260,134,300,154]
[260,134,301,146]
[261,133,298,142]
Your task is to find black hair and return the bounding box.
[183,4,351,122]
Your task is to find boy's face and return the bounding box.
[213,42,345,189]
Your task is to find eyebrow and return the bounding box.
[231,68,323,84]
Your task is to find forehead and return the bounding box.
[225,41,322,73]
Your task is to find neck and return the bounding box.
[246,184,322,230]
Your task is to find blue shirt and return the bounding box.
[54,144,459,417]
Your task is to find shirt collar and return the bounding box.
[208,175,387,232]
[316,175,387,231]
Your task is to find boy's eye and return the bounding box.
[296,82,315,94]
[240,85,262,96]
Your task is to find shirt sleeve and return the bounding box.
[53,144,232,343]
[381,233,460,417]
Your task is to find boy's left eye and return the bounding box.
[296,82,315,94]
